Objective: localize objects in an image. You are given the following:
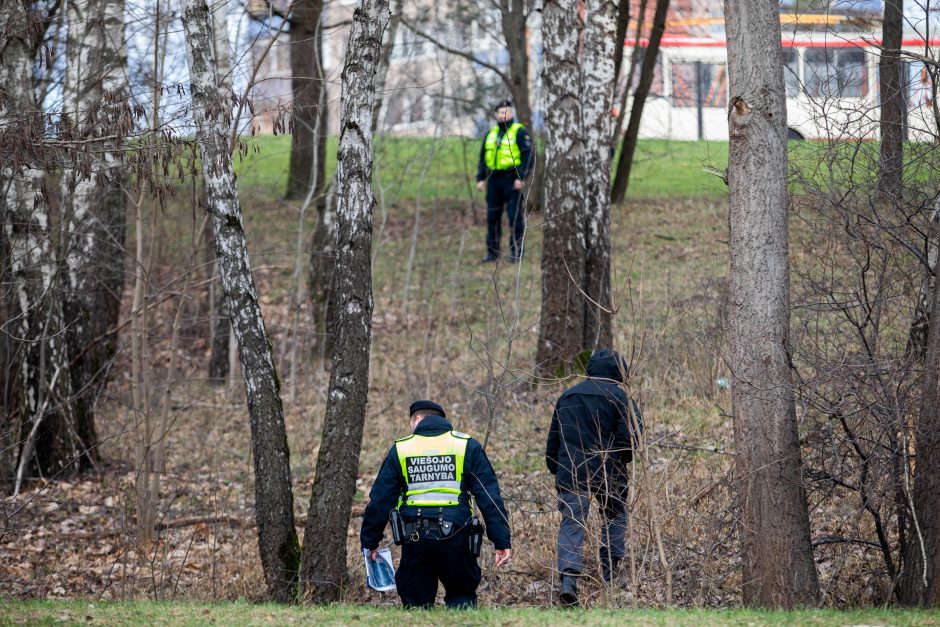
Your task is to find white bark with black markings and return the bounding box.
[300,0,388,603]
[182,0,300,602]
[724,0,819,607]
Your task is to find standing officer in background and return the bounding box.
[476,100,533,263]
[545,349,643,607]
[361,400,512,609]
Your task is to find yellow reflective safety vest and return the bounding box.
[484,122,524,171]
[396,430,470,507]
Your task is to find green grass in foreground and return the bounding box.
[233,135,732,201]
[3,601,939,626]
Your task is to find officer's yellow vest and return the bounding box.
[395,431,470,507]
[484,122,524,171]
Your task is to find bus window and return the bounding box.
[806,48,867,98]
[671,62,727,108]
[784,48,800,97]
[908,61,931,107]
[629,48,664,97]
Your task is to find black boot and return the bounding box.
[601,556,621,585]
[559,570,579,607]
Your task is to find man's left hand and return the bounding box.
[494,548,511,567]
[513,179,523,191]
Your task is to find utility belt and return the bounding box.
[390,509,485,557]
[488,168,519,178]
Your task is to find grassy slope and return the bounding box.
[233,135,731,201]
[3,601,939,626]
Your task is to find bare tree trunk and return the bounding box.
[1,0,75,490]
[724,0,819,607]
[371,0,400,131]
[878,0,904,203]
[207,0,234,384]
[536,0,585,377]
[612,0,630,91]
[581,0,616,351]
[308,175,336,361]
[286,0,327,203]
[300,0,388,603]
[59,0,129,473]
[182,0,300,602]
[499,0,531,127]
[900,252,940,606]
[610,0,668,205]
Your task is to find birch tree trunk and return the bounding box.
[208,0,233,384]
[581,0,616,351]
[182,0,300,601]
[878,0,904,202]
[59,0,129,473]
[724,0,819,606]
[300,0,388,602]
[1,0,74,490]
[536,0,585,377]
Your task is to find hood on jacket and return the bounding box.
[414,413,454,434]
[586,349,628,382]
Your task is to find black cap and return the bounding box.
[409,400,446,418]
[494,99,513,111]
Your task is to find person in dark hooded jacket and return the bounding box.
[545,349,643,606]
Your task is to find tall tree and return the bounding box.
[300,0,388,602]
[536,0,617,375]
[182,0,300,602]
[900,247,940,605]
[59,0,129,472]
[724,0,819,607]
[609,0,669,204]
[537,0,586,376]
[878,0,904,202]
[581,0,617,351]
[1,0,74,492]
[285,0,327,202]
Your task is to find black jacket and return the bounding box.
[476,119,533,182]
[360,415,511,551]
[545,349,643,492]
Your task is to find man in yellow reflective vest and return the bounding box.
[361,400,512,608]
[476,100,533,263]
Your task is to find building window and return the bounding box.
[784,48,800,97]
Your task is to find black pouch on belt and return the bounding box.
[389,510,404,545]
[468,517,484,557]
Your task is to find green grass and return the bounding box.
[233,135,732,202]
[3,601,939,626]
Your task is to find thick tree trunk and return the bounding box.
[300,0,388,603]
[899,237,940,606]
[182,0,300,602]
[286,0,327,203]
[536,0,585,376]
[724,0,819,607]
[60,0,129,473]
[581,0,616,351]
[1,0,74,491]
[610,0,668,205]
[878,0,904,203]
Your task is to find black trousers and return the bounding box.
[396,529,481,609]
[485,174,525,259]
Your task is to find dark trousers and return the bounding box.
[485,175,525,259]
[557,486,628,575]
[396,529,481,609]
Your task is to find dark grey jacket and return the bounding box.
[545,350,643,492]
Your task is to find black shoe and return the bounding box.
[559,571,579,607]
[601,556,621,585]
[481,255,498,263]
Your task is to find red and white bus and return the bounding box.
[625,30,939,141]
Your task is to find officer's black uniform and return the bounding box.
[476,119,533,262]
[361,407,511,609]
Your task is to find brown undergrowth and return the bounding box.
[0,194,889,608]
